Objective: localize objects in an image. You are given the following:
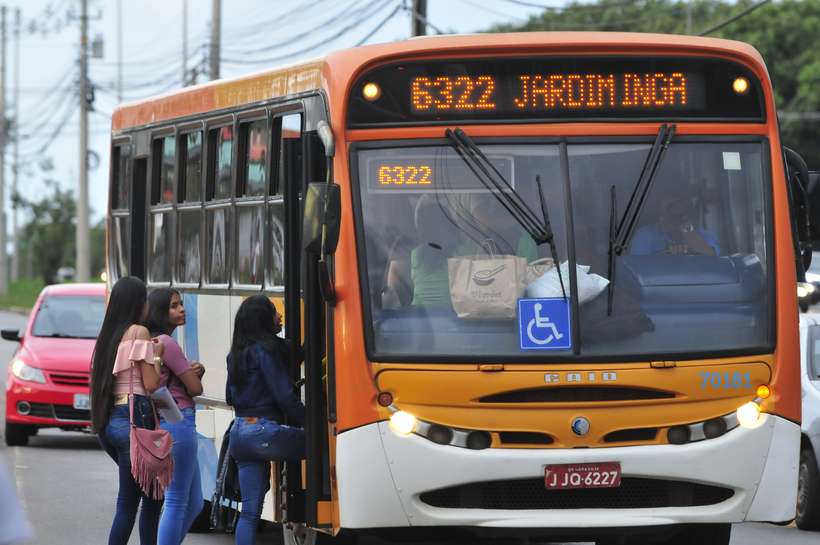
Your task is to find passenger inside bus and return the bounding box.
[630,194,720,256]
[384,193,543,310]
[456,195,538,262]
[407,195,459,307]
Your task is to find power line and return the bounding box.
[455,0,529,22]
[17,65,77,127]
[20,90,77,140]
[221,0,334,46]
[356,1,404,46]
[403,1,445,35]
[497,0,626,10]
[699,0,772,36]
[221,0,392,66]
[221,0,374,57]
[497,0,565,8]
[18,102,77,160]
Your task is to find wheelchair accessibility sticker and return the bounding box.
[518,298,571,350]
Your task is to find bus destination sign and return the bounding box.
[348,57,763,126]
[410,72,689,113]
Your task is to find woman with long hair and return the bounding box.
[91,276,164,545]
[145,288,205,545]
[226,295,305,545]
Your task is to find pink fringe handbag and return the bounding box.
[127,345,174,500]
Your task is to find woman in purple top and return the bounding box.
[146,288,205,545]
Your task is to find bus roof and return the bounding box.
[111,32,765,132]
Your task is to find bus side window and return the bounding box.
[205,125,234,286]
[177,131,203,285]
[110,144,132,279]
[148,135,176,284]
[236,118,268,287]
[266,113,301,288]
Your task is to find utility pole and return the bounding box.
[0,6,8,296]
[76,0,90,282]
[209,0,220,80]
[10,8,18,282]
[182,0,188,85]
[411,0,427,37]
[117,0,122,102]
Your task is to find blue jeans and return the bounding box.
[157,408,203,545]
[98,396,163,545]
[230,417,305,545]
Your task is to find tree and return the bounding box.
[490,0,820,167]
[16,181,77,285]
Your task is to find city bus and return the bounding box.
[107,32,817,545]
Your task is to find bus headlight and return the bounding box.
[798,283,814,299]
[389,411,418,436]
[11,358,46,384]
[736,401,761,428]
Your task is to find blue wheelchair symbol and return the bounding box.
[518,298,571,350]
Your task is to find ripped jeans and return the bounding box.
[229,417,305,545]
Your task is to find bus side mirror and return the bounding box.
[302,182,341,256]
[807,171,820,243]
[784,147,812,272]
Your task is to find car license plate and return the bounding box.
[545,462,621,490]
[73,394,90,410]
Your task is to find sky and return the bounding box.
[3,0,568,228]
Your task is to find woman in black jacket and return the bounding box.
[226,295,305,545]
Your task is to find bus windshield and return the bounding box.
[355,139,770,361]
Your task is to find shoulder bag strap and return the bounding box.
[128,329,136,428]
[126,327,161,429]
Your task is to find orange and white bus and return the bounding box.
[107,32,815,545]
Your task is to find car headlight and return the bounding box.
[10,358,46,384]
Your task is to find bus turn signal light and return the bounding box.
[389,411,418,436]
[755,385,771,399]
[377,392,393,407]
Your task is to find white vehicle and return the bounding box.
[798,313,820,530]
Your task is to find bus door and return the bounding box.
[274,104,331,528]
[278,107,332,530]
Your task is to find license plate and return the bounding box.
[73,394,90,410]
[545,462,622,490]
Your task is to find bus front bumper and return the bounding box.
[335,414,799,529]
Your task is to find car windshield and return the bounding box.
[355,139,770,361]
[32,295,106,339]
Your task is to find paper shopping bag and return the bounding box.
[448,254,527,319]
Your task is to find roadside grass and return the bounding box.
[0,279,45,311]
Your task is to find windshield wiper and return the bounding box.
[445,127,566,299]
[606,123,676,314]
[40,333,81,339]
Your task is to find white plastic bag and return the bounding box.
[526,261,609,304]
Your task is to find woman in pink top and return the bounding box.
[146,288,205,545]
[90,276,165,545]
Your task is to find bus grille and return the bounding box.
[419,477,733,510]
[603,427,659,443]
[478,387,675,403]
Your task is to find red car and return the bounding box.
[3,283,106,446]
